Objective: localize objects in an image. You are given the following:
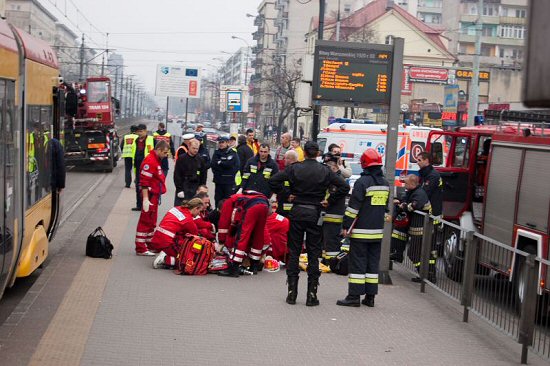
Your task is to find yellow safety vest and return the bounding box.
[131,135,155,167]
[28,132,36,172]
[121,133,138,158]
[153,131,172,144]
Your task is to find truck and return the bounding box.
[64,77,120,172]
[426,116,550,308]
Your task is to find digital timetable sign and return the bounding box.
[312,41,394,106]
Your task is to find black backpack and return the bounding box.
[329,251,349,275]
[86,227,114,259]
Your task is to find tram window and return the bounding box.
[87,81,109,103]
[26,105,52,208]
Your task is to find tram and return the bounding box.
[0,18,66,299]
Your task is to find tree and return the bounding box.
[262,57,301,139]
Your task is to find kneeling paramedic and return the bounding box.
[336,148,389,308]
[269,141,349,306]
[217,191,270,277]
[134,140,170,255]
[150,198,204,269]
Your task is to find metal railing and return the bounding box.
[393,211,550,364]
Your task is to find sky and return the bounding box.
[39,0,261,102]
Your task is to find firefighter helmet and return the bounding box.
[360,148,383,168]
[393,211,409,229]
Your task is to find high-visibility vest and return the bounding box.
[131,135,155,166]
[121,133,138,158]
[153,131,171,145]
[28,132,36,172]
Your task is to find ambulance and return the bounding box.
[317,119,444,187]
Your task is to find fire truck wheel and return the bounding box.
[105,147,114,173]
[443,229,463,282]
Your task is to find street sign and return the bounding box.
[312,40,393,106]
[227,91,242,112]
[443,85,459,113]
[220,85,248,113]
[155,64,201,98]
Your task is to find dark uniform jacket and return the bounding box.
[241,155,279,198]
[174,152,205,197]
[270,159,349,223]
[419,164,442,217]
[324,171,347,224]
[211,147,240,185]
[343,166,389,242]
[236,143,254,173]
[197,144,210,185]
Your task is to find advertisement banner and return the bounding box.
[401,66,413,96]
[409,66,449,84]
[155,65,201,98]
[443,85,459,113]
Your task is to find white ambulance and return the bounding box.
[317,120,444,186]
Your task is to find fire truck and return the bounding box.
[427,113,550,305]
[64,77,120,172]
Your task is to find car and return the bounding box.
[203,127,221,142]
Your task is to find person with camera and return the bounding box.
[327,143,352,179]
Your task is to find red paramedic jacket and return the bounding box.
[194,213,216,241]
[266,212,289,262]
[139,150,167,196]
[151,207,199,248]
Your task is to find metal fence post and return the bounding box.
[518,254,539,365]
[419,213,433,293]
[460,230,476,323]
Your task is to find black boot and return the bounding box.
[249,260,259,275]
[306,280,320,307]
[336,295,360,307]
[217,261,240,277]
[362,294,375,307]
[286,277,299,305]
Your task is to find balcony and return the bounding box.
[500,16,526,25]
[460,14,500,25]
[458,33,524,47]
[251,57,263,68]
[254,15,262,26]
[417,6,442,13]
[252,30,262,41]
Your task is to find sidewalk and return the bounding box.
[1,160,547,365]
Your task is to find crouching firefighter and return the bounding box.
[336,148,389,308]
[392,174,434,283]
[217,191,270,277]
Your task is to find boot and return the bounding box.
[286,277,299,305]
[217,261,240,277]
[306,280,320,307]
[336,295,360,307]
[249,260,259,275]
[362,294,375,307]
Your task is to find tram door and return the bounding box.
[0,79,17,295]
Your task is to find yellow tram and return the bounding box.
[0,18,64,298]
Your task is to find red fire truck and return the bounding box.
[64,77,120,172]
[427,115,550,305]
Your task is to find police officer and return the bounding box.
[321,153,347,262]
[153,122,175,178]
[211,136,240,207]
[270,141,349,307]
[417,151,443,279]
[336,149,389,308]
[131,124,155,211]
[121,125,138,188]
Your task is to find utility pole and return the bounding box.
[124,77,130,118]
[79,34,85,81]
[467,0,483,127]
[311,0,325,141]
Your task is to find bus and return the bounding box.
[0,19,66,299]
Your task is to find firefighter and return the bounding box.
[153,122,175,178]
[134,140,170,256]
[336,148,389,308]
[151,198,204,269]
[217,191,270,277]
[276,150,298,217]
[417,151,443,273]
[241,143,279,198]
[131,124,155,211]
[393,174,433,283]
[121,125,138,188]
[211,136,240,207]
[321,153,347,263]
[174,139,204,205]
[269,141,349,306]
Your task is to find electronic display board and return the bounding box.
[312,41,393,106]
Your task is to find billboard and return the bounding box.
[443,85,459,113]
[155,65,201,98]
[312,40,393,106]
[408,66,449,84]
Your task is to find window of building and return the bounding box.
[512,48,523,59]
[420,13,442,24]
[461,22,476,36]
[499,48,505,58]
[483,4,499,16]
[481,45,493,56]
[499,25,526,39]
[515,9,526,18]
[482,25,496,37]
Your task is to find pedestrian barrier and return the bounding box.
[394,211,550,364]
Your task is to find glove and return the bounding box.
[143,199,151,213]
[177,191,185,199]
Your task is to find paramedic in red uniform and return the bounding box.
[134,140,170,256]
[217,191,270,277]
[266,202,290,262]
[151,198,205,269]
